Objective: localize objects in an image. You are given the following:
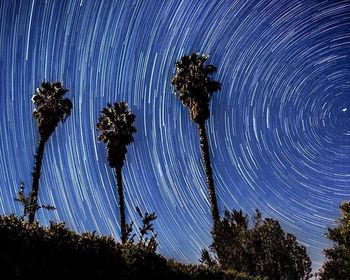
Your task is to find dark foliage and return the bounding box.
[203,209,312,280]
[0,214,124,278]
[32,81,72,140]
[135,206,158,252]
[319,202,350,280]
[15,181,55,219]
[96,102,136,169]
[167,260,266,280]
[0,215,262,280]
[125,206,158,253]
[171,53,221,123]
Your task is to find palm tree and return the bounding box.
[171,53,221,228]
[28,81,72,223]
[96,102,136,244]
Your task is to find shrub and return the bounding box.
[203,209,312,280]
[0,214,263,280]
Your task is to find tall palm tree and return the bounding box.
[96,102,136,244]
[171,53,221,229]
[29,81,72,223]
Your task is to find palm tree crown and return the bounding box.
[171,53,221,123]
[96,102,136,169]
[32,81,72,140]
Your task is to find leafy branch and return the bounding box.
[126,206,158,253]
[15,181,56,219]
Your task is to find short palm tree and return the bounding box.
[96,102,136,244]
[171,53,221,229]
[29,81,72,223]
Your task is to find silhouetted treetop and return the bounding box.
[32,81,72,140]
[171,53,221,123]
[96,102,136,169]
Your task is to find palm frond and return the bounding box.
[32,81,72,139]
[96,102,136,168]
[171,53,221,122]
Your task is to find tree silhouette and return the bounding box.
[203,209,313,279]
[96,102,136,244]
[171,53,221,228]
[28,81,72,223]
[319,202,350,279]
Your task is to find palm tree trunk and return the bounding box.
[28,137,47,223]
[197,121,220,229]
[115,167,127,244]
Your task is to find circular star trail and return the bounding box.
[0,0,349,271]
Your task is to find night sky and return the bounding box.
[0,0,349,271]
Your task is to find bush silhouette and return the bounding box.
[0,214,263,280]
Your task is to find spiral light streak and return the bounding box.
[0,0,349,271]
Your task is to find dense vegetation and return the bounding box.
[318,202,350,279]
[201,210,312,280]
[0,215,262,280]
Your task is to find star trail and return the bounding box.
[0,0,349,271]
